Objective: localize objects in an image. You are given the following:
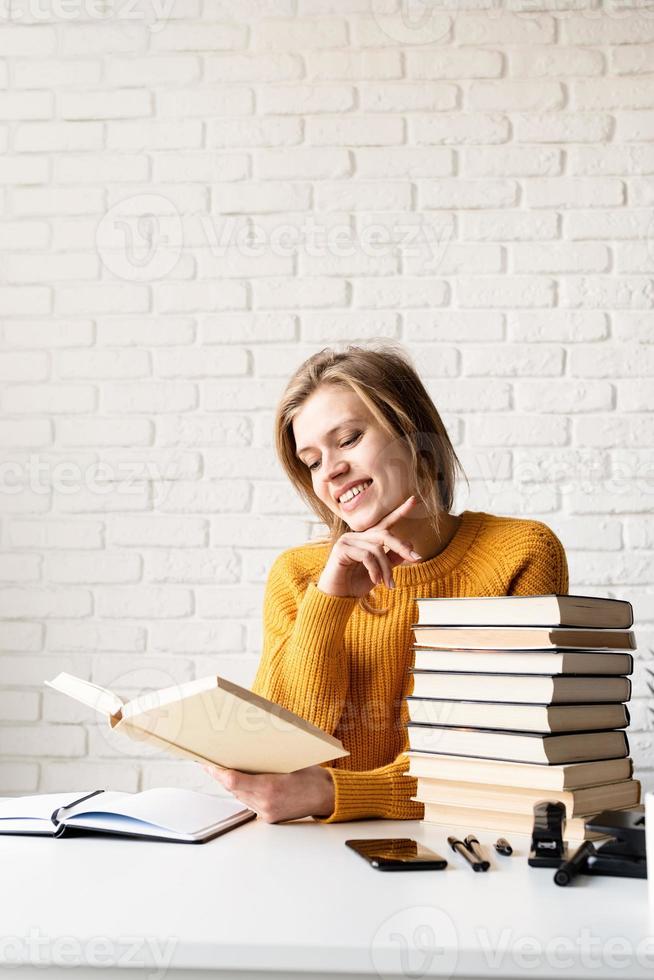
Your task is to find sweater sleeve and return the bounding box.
[252,550,423,824]
[508,522,569,597]
[314,686,424,824]
[251,550,358,737]
[314,752,425,823]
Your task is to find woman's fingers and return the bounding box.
[379,534,421,563]
[362,528,421,567]
[202,762,227,781]
[387,549,411,569]
[206,768,274,817]
[226,774,284,821]
[203,765,257,796]
[377,494,418,530]
[327,501,420,595]
[364,543,394,588]
[203,765,333,824]
[359,552,379,586]
[341,542,392,589]
[369,543,393,587]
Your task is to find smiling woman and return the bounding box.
[285,347,466,602]
[204,342,569,825]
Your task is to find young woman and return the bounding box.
[204,343,569,823]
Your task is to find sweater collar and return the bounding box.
[391,510,484,585]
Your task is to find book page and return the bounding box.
[45,673,123,717]
[0,791,97,835]
[121,675,216,720]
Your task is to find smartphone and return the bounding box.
[345,838,448,871]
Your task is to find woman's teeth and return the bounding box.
[339,479,372,505]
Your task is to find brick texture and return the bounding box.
[0,3,652,795]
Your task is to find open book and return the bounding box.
[0,788,256,843]
[45,672,349,773]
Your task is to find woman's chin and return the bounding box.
[347,511,377,533]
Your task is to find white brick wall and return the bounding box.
[1,1,653,798]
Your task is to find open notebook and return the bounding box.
[0,788,256,844]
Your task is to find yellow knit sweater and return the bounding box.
[252,509,569,823]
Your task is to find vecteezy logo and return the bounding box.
[95,194,183,282]
[89,664,186,759]
[1,0,177,33]
[370,0,451,45]
[370,905,458,980]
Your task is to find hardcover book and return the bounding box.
[411,626,637,651]
[414,594,634,629]
[45,672,349,773]
[411,648,634,677]
[407,724,629,765]
[417,799,620,843]
[405,752,634,790]
[406,698,630,733]
[414,776,641,818]
[409,672,632,705]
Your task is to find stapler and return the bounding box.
[583,806,647,879]
[528,800,569,868]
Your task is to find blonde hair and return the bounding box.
[274,341,468,615]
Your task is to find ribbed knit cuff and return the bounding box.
[313,767,425,823]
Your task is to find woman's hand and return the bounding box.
[201,763,336,824]
[316,494,422,598]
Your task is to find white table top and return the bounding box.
[0,817,651,980]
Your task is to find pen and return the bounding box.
[554,840,597,887]
[464,834,490,871]
[494,837,513,856]
[448,836,487,872]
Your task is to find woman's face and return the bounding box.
[292,384,415,531]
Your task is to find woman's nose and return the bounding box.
[324,456,348,482]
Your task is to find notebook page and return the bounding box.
[61,808,251,841]
[0,791,97,834]
[65,787,252,836]
[62,811,191,840]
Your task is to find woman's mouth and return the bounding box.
[338,479,373,512]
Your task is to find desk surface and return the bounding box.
[0,818,651,980]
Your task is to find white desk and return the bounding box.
[0,818,650,980]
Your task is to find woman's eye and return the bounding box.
[308,432,361,472]
[342,432,360,447]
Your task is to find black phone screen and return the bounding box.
[345,838,448,871]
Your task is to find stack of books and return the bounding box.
[404,594,640,845]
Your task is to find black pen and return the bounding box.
[554,840,596,886]
[464,834,490,871]
[448,836,487,872]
